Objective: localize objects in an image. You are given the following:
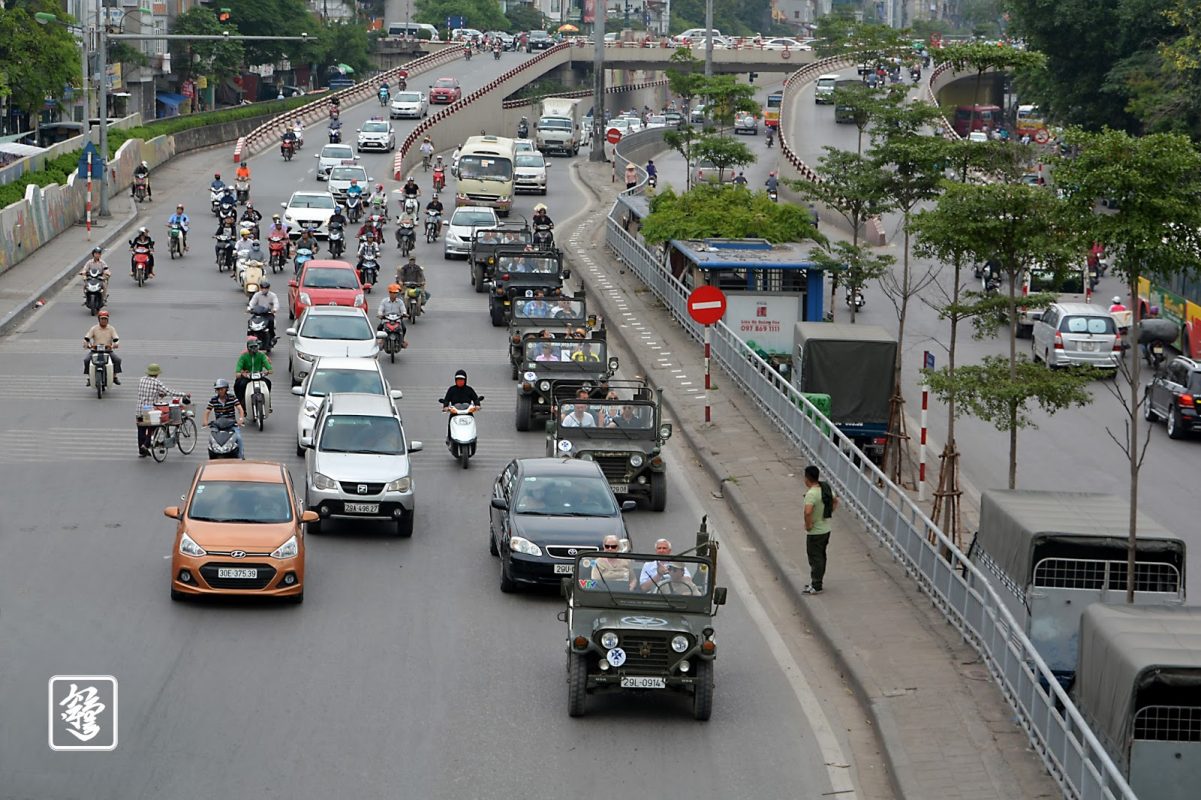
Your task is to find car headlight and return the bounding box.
[384,476,411,492]
[179,532,206,557]
[296,350,316,363]
[600,631,619,649]
[509,536,543,556]
[298,292,312,306]
[271,534,299,560]
[303,400,320,416]
[630,454,644,468]
[539,380,550,392]
[312,471,338,490]
[671,635,690,653]
[353,293,365,306]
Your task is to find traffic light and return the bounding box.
[749,72,758,83]
[218,7,231,22]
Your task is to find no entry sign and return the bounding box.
[687,285,727,325]
[606,127,623,144]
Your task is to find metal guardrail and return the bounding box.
[602,179,1137,800]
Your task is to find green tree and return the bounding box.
[0,5,82,117]
[505,4,544,33]
[170,7,244,83]
[667,0,771,37]
[221,0,319,67]
[807,241,893,324]
[309,20,372,79]
[666,48,707,121]
[698,74,758,134]
[1054,128,1201,601]
[663,124,705,190]
[829,83,904,155]
[691,134,755,182]
[640,184,819,245]
[415,0,507,34]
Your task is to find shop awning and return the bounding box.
[155,92,187,108]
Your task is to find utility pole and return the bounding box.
[589,0,607,162]
[703,0,713,77]
[97,2,109,216]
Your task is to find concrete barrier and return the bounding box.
[0,113,142,187]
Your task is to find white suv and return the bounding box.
[291,356,402,456]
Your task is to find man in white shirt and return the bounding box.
[560,403,595,428]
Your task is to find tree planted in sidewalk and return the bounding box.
[663,125,705,190]
[640,184,820,245]
[0,6,82,117]
[1054,128,1201,602]
[691,134,755,183]
[806,241,893,323]
[666,48,707,120]
[698,74,759,135]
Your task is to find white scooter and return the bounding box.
[87,345,115,399]
[238,257,265,295]
[245,371,272,431]
[442,398,483,469]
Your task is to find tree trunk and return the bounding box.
[1007,273,1019,489]
[1008,399,1018,489]
[895,223,912,391]
[1127,272,1140,603]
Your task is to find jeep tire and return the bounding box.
[515,394,533,431]
[649,472,667,512]
[567,652,588,717]
[692,658,714,721]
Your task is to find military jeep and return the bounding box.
[560,518,727,720]
[507,295,605,379]
[488,247,569,327]
[468,222,531,293]
[545,379,672,511]
[515,337,617,432]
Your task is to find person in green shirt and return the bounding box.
[802,465,838,595]
[234,336,273,414]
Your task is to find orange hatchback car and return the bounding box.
[165,461,316,604]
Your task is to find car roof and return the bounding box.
[291,191,334,199]
[324,392,400,416]
[517,457,606,477]
[303,259,356,270]
[453,206,498,215]
[312,356,383,372]
[198,460,288,483]
[818,73,842,80]
[1054,302,1111,315]
[321,145,353,153]
[300,304,366,317]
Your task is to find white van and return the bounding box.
[814,73,840,105]
[386,22,440,40]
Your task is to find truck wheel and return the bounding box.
[649,473,667,512]
[515,394,533,432]
[692,659,714,721]
[567,653,588,717]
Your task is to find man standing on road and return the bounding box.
[802,465,838,595]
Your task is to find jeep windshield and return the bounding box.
[558,400,654,431]
[496,254,558,275]
[525,339,606,365]
[513,298,585,323]
[573,554,712,607]
[473,229,530,246]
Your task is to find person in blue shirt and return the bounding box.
[645,159,657,181]
[167,204,190,251]
[209,173,225,194]
[346,179,364,200]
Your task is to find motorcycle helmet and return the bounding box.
[454,369,468,384]
[533,203,548,214]
[240,229,251,237]
[388,283,401,294]
[214,173,221,180]
[98,310,110,319]
[246,336,260,351]
[141,160,148,168]
[245,202,254,209]
[214,378,230,389]
[272,213,281,221]
[92,246,102,254]
[376,184,384,192]
[176,203,184,211]
[1112,296,1122,305]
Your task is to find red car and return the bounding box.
[429,77,462,104]
[287,259,368,320]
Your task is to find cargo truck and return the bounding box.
[536,98,583,156]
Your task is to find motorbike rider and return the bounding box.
[209,172,225,196]
[234,336,273,415]
[132,160,152,199]
[432,156,447,190]
[265,213,288,242]
[137,364,188,457]
[128,227,156,278]
[83,310,122,385]
[167,204,191,251]
[80,247,112,306]
[419,136,434,165]
[531,204,554,232]
[235,162,251,185]
[292,120,305,144]
[214,210,239,263]
[234,228,258,262]
[356,230,382,270]
[441,369,482,442]
[328,117,343,141]
[378,81,390,102]
[517,116,529,138]
[247,279,279,345]
[377,283,410,347]
[203,378,245,460]
[733,171,748,186]
[645,159,657,183]
[293,226,319,257]
[401,176,421,208]
[241,201,262,233]
[368,182,389,218]
[398,255,429,305]
[281,128,298,153]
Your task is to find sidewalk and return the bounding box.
[569,160,1059,800]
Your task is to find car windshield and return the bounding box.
[323,146,353,159]
[647,116,667,125]
[513,474,618,515]
[434,78,457,88]
[458,155,513,182]
[516,154,545,167]
[1060,315,1115,335]
[394,92,422,103]
[474,229,529,245]
[453,210,498,227]
[530,31,549,39]
[188,481,292,523]
[329,167,367,182]
[299,314,372,340]
[514,298,585,322]
[497,254,557,274]
[308,368,384,397]
[362,121,389,132]
[560,400,653,430]
[291,194,336,210]
[319,415,405,454]
[525,339,606,363]
[574,554,712,598]
[302,268,360,291]
[540,118,572,130]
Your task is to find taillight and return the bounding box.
[1054,332,1064,349]
[1181,394,1195,407]
[1112,338,1122,352]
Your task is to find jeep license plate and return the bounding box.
[344,502,379,514]
[621,676,666,689]
[553,564,573,574]
[610,483,629,494]
[217,568,258,579]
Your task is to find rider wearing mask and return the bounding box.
[209,173,225,195]
[203,378,245,460]
[129,227,156,277]
[295,227,320,257]
[132,160,152,199]
[377,283,409,345]
[402,177,421,202]
[234,336,273,414]
[265,213,287,240]
[241,201,262,228]
[168,204,190,251]
[247,279,279,344]
[80,247,111,305]
[357,230,381,264]
[441,370,482,441]
[369,183,389,217]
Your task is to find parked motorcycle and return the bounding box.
[207,417,240,459]
[247,306,275,353]
[131,245,152,287]
[83,267,107,316]
[235,179,250,205]
[397,219,416,256]
[441,398,483,468]
[381,312,406,362]
[267,234,288,273]
[424,210,441,243]
[214,233,235,272]
[246,371,271,432]
[88,345,114,399]
[404,283,425,322]
[328,222,346,259]
[845,287,866,310]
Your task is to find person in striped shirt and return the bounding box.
[203,379,245,460]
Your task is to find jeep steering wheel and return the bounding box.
[657,579,698,596]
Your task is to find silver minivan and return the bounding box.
[1031,302,1119,370]
[814,73,840,104]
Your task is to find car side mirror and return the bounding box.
[356,128,361,133]
[562,269,571,279]
[389,389,403,399]
[376,331,387,339]
[280,202,288,207]
[408,441,423,453]
[285,327,298,336]
[491,497,509,510]
[291,386,305,396]
[312,154,318,158]
[620,500,637,512]
[301,510,319,523]
[713,587,728,606]
[299,435,313,448]
[608,356,619,372]
[368,176,374,182]
[163,506,181,519]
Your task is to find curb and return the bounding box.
[0,204,140,337]
[565,163,908,800]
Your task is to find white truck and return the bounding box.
[535,98,583,156]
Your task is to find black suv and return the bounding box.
[526,30,554,51]
[1144,356,1201,439]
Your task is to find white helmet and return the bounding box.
[1112,296,1122,305]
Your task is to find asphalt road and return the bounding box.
[0,59,848,798]
[785,69,1201,594]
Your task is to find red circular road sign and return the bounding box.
[1034,128,1050,144]
[606,127,623,144]
[687,285,728,325]
[781,48,792,59]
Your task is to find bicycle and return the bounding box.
[141,397,197,462]
[422,152,432,172]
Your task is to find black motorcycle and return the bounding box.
[397,220,416,256]
[247,306,275,353]
[328,223,346,259]
[357,253,379,290]
[214,233,235,272]
[84,268,106,315]
[532,223,554,249]
[329,127,342,144]
[207,417,240,459]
